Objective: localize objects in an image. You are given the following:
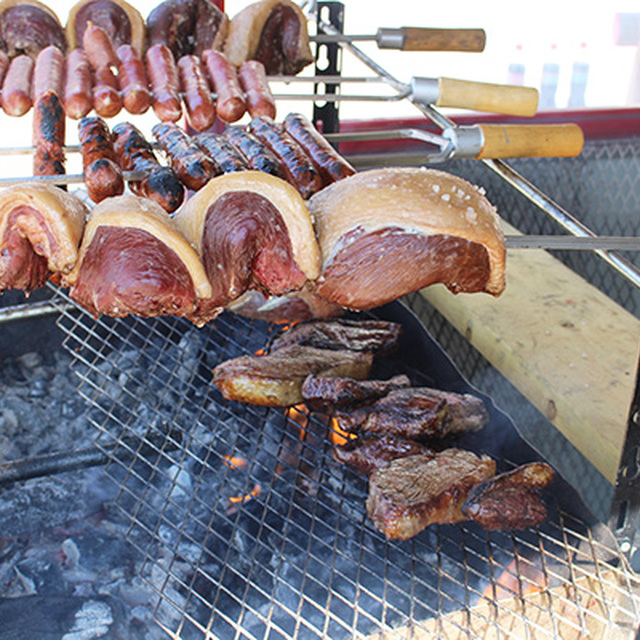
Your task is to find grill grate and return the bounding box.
[50,287,640,639]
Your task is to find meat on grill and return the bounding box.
[224,0,313,75]
[301,374,411,412]
[366,449,496,540]
[0,183,88,293]
[66,194,212,321]
[462,462,555,530]
[309,167,507,310]
[333,386,489,440]
[334,434,434,477]
[269,318,402,355]
[173,171,321,324]
[213,344,374,407]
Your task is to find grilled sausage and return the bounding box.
[202,49,246,123]
[116,44,151,115]
[193,132,248,174]
[32,45,65,102]
[177,54,216,132]
[152,122,218,191]
[1,54,33,116]
[283,113,356,186]
[145,43,182,122]
[112,122,185,213]
[92,65,123,118]
[223,125,284,178]
[238,60,276,119]
[82,22,119,71]
[63,48,93,119]
[32,90,66,178]
[78,116,125,203]
[249,116,323,199]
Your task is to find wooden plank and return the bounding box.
[420,222,640,483]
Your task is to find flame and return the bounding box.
[286,404,309,441]
[329,417,357,447]
[223,454,248,470]
[483,558,547,601]
[254,347,267,356]
[228,483,261,505]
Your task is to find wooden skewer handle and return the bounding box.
[392,27,486,52]
[476,124,585,159]
[436,77,539,116]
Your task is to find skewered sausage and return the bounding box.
[145,43,182,122]
[223,125,284,178]
[177,54,216,132]
[32,90,65,178]
[112,121,185,213]
[32,45,64,102]
[1,54,33,116]
[249,115,323,199]
[63,48,93,119]
[152,122,218,191]
[238,60,276,119]
[194,132,248,174]
[82,21,119,70]
[92,65,122,118]
[116,44,151,115]
[78,116,125,203]
[202,49,246,123]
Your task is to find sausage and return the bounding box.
[202,49,246,123]
[116,45,151,115]
[78,116,125,203]
[238,60,276,119]
[112,122,185,213]
[32,45,65,102]
[63,48,93,120]
[32,90,66,178]
[1,54,34,116]
[283,113,356,186]
[194,132,248,175]
[0,50,9,86]
[152,122,218,191]
[222,126,284,178]
[145,43,182,122]
[177,54,216,132]
[92,66,123,118]
[82,22,120,71]
[249,116,323,199]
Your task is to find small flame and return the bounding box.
[483,558,547,601]
[228,483,261,505]
[254,347,267,356]
[329,417,357,448]
[286,404,309,441]
[223,454,248,470]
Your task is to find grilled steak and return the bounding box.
[302,374,411,412]
[334,434,434,477]
[212,345,373,407]
[462,462,555,530]
[269,318,402,355]
[334,387,489,440]
[367,449,496,540]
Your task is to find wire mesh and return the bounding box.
[50,287,640,640]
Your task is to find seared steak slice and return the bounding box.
[462,462,555,530]
[366,450,496,540]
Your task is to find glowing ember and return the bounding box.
[228,483,262,505]
[223,454,248,470]
[483,558,548,601]
[286,404,309,441]
[329,417,357,448]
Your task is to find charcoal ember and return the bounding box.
[302,373,411,412]
[462,462,556,530]
[269,318,402,355]
[366,449,496,540]
[335,386,489,440]
[334,434,435,477]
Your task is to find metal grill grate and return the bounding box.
[50,287,640,639]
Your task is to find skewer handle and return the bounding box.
[377,27,486,52]
[475,124,585,159]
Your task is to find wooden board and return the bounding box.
[420,222,640,484]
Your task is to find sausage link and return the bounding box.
[177,54,216,132]
[283,113,356,186]
[223,125,284,178]
[152,122,218,191]
[92,66,123,118]
[202,49,246,123]
[145,43,182,122]
[32,45,65,102]
[112,122,185,213]
[78,116,125,203]
[63,48,93,119]
[2,54,34,116]
[32,90,66,178]
[194,132,248,175]
[249,116,323,199]
[116,44,151,115]
[82,22,119,71]
[238,61,276,119]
